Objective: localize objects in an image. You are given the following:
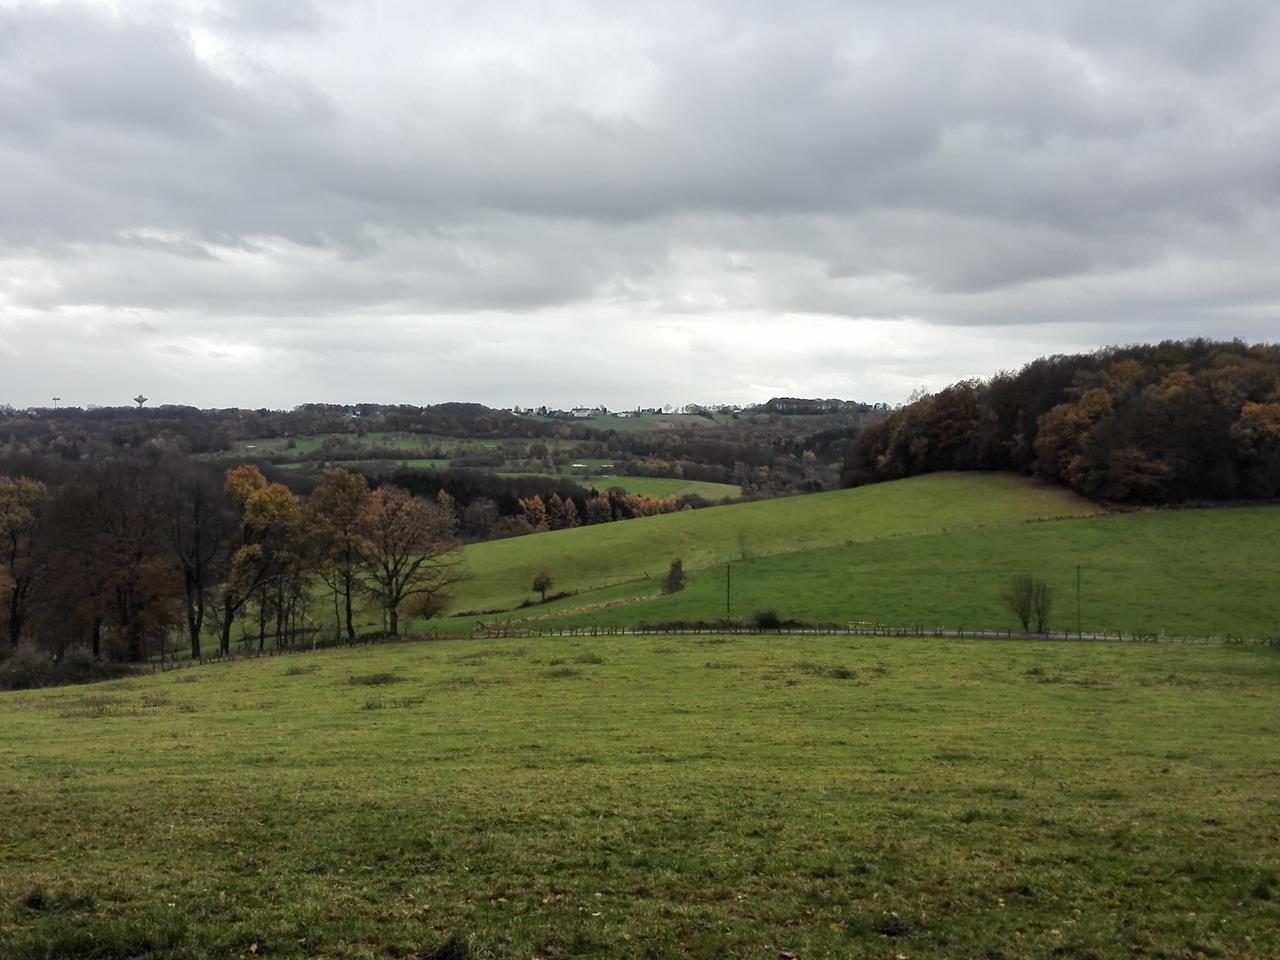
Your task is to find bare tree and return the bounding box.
[1001,574,1035,631]
[359,486,464,636]
[1031,579,1054,633]
[1002,574,1053,633]
[157,458,236,660]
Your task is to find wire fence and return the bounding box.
[143,617,1277,673]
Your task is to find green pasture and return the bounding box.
[573,414,721,433]
[497,473,742,501]
[443,473,1098,617]
[283,458,452,472]
[2,634,1277,958]
[557,459,617,473]
[526,506,1280,638]
[570,414,661,432]
[582,476,742,500]
[231,432,427,456]
[226,433,510,460]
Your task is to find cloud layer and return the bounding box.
[2,0,1278,408]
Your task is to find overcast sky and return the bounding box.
[2,0,1278,410]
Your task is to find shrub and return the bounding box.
[0,644,58,691]
[663,558,687,594]
[752,609,783,629]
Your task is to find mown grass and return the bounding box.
[445,473,1099,617]
[2,635,1277,958]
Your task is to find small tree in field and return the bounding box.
[532,569,554,602]
[1001,574,1035,631]
[663,558,686,594]
[1002,574,1052,633]
[1031,579,1053,633]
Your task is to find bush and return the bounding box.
[752,609,783,629]
[0,643,58,690]
[663,558,687,594]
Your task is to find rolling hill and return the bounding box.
[443,473,1099,617]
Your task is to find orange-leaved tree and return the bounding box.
[305,468,370,644]
[221,465,306,654]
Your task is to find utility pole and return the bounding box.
[725,562,731,621]
[1076,565,1082,637]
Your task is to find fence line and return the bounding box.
[150,618,1273,671]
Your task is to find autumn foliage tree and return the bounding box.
[358,485,462,636]
[845,340,1280,504]
[306,468,370,643]
[221,465,307,654]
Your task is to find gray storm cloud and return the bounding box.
[1,0,1278,408]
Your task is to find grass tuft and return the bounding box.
[347,672,403,686]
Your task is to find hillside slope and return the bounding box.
[540,505,1280,638]
[449,473,1099,614]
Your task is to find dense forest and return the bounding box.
[844,340,1280,503]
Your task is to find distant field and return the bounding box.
[3,635,1277,958]
[226,433,505,459]
[572,413,722,433]
[282,458,451,472]
[582,476,742,500]
[498,472,743,501]
[440,474,1098,618]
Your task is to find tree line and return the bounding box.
[844,339,1280,503]
[0,456,462,664]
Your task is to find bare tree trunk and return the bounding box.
[219,595,234,656]
[344,574,356,643]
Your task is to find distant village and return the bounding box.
[516,397,883,420]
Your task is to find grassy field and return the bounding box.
[581,476,742,500]
[227,434,508,459]
[529,506,1280,638]
[572,414,722,433]
[2,634,1277,958]
[244,472,1279,642]
[441,473,1099,618]
[498,473,743,501]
